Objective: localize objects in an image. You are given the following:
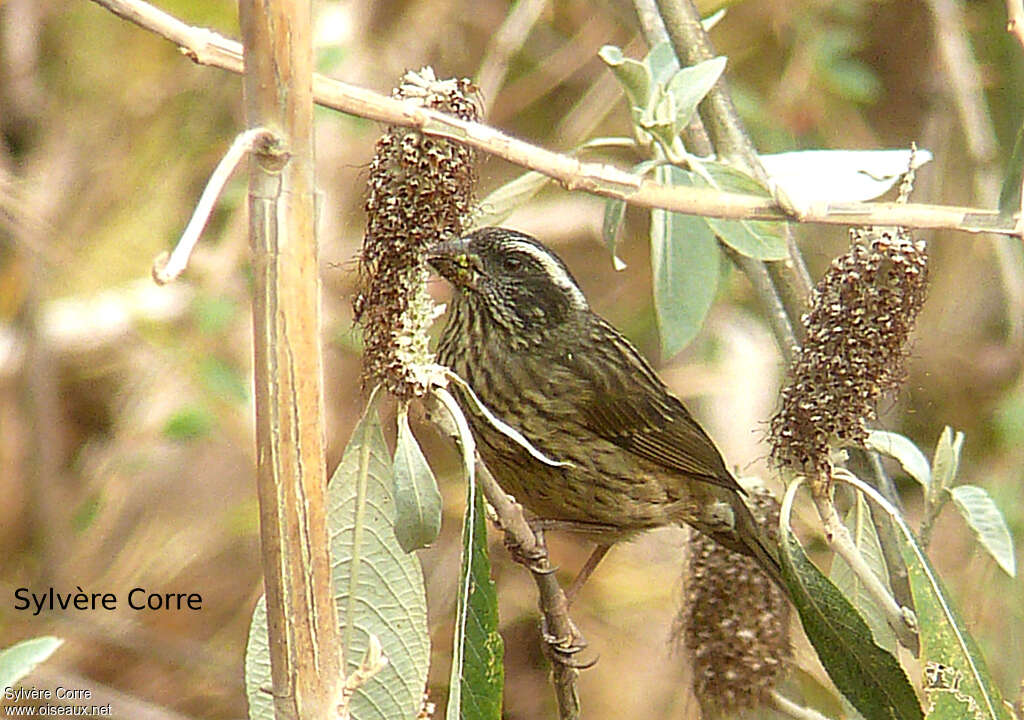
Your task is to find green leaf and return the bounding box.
[392,406,443,552]
[598,45,650,110]
[244,597,274,720]
[998,120,1024,215]
[245,395,430,720]
[163,405,216,442]
[651,165,721,358]
[474,171,550,229]
[199,356,249,402]
[865,429,931,490]
[602,160,659,271]
[445,469,503,720]
[779,480,923,720]
[842,474,1016,720]
[677,164,787,260]
[0,637,63,692]
[637,83,680,149]
[664,56,727,136]
[947,485,1016,577]
[931,426,964,494]
[602,198,628,270]
[830,492,897,652]
[642,41,680,86]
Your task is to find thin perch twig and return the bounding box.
[426,390,583,720]
[89,0,1022,236]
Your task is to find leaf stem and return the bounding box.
[822,471,918,650]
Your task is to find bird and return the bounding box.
[428,226,783,592]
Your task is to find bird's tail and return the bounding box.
[700,490,787,591]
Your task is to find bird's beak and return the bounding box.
[427,237,476,289]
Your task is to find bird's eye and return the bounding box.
[502,255,523,272]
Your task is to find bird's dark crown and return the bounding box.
[428,227,589,335]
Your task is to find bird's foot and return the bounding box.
[540,616,598,670]
[502,527,550,574]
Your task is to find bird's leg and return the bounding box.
[524,519,618,605]
[564,543,612,605]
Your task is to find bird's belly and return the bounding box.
[472,419,696,535]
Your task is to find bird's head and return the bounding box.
[428,227,589,335]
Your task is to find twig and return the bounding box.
[818,470,918,650]
[338,635,389,720]
[152,127,277,284]
[477,463,583,720]
[88,0,1022,236]
[722,245,799,362]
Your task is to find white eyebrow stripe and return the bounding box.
[506,239,588,310]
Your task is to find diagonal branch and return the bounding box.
[89,0,1020,236]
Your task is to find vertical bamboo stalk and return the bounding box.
[237,1,341,718]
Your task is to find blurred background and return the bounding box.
[1,0,1022,717]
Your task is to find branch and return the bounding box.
[152,127,276,284]
[89,0,1021,236]
[239,0,341,717]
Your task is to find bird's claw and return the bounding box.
[540,618,598,669]
[502,533,550,573]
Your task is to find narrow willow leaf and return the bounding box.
[841,474,1015,720]
[651,165,721,358]
[0,637,63,691]
[642,41,680,86]
[598,45,650,110]
[931,426,964,494]
[998,120,1024,215]
[445,473,503,720]
[865,429,931,490]
[759,149,932,206]
[637,83,679,149]
[602,198,628,270]
[245,395,430,720]
[674,164,787,260]
[473,171,549,228]
[947,485,1016,577]
[665,56,727,135]
[602,159,659,271]
[830,492,897,652]
[393,406,443,551]
[779,480,923,720]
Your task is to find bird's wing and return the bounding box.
[571,322,746,495]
